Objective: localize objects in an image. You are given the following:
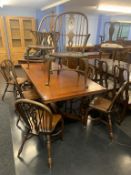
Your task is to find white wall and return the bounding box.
[0,6,36,17]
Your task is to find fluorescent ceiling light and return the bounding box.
[41,0,70,11]
[0,0,4,8]
[98,4,131,14]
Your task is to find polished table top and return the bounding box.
[22,63,106,103]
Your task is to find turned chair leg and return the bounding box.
[45,59,52,86]
[60,119,64,140]
[18,131,30,158]
[81,107,91,126]
[46,135,52,169]
[2,84,9,100]
[107,114,113,141]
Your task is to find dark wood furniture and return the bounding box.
[85,81,128,140]
[47,11,90,86]
[94,59,108,88]
[0,59,28,100]
[26,44,54,68]
[21,63,106,104]
[15,99,64,168]
[11,69,39,100]
[23,14,57,67]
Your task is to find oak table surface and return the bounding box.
[22,63,106,104]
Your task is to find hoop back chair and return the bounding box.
[100,22,120,43]
[46,11,90,86]
[84,81,128,140]
[15,99,64,168]
[0,59,28,100]
[25,13,57,67]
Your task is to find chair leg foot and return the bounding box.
[46,135,52,168]
[108,114,113,141]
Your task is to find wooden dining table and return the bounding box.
[21,63,107,104]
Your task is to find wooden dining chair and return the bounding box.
[0,59,28,100]
[46,11,90,86]
[24,13,57,66]
[9,67,39,100]
[79,59,108,118]
[15,98,64,168]
[83,81,129,140]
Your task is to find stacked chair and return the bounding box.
[24,13,57,67]
[45,11,90,86]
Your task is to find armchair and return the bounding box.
[24,13,57,68]
[15,99,64,168]
[46,11,90,87]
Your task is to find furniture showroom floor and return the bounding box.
[0,67,131,175]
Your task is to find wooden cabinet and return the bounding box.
[6,16,36,64]
[0,17,8,62]
[22,18,36,47]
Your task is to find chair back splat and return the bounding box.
[94,59,108,88]
[54,12,90,52]
[113,65,129,95]
[100,22,120,43]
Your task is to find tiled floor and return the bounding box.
[1,67,131,175]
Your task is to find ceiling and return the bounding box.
[3,0,131,14]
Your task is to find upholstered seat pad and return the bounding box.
[101,43,123,49]
[50,52,99,58]
[90,97,112,112]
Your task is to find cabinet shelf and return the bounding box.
[11,27,20,29]
[6,16,36,64]
[24,38,32,40]
[12,37,21,40]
